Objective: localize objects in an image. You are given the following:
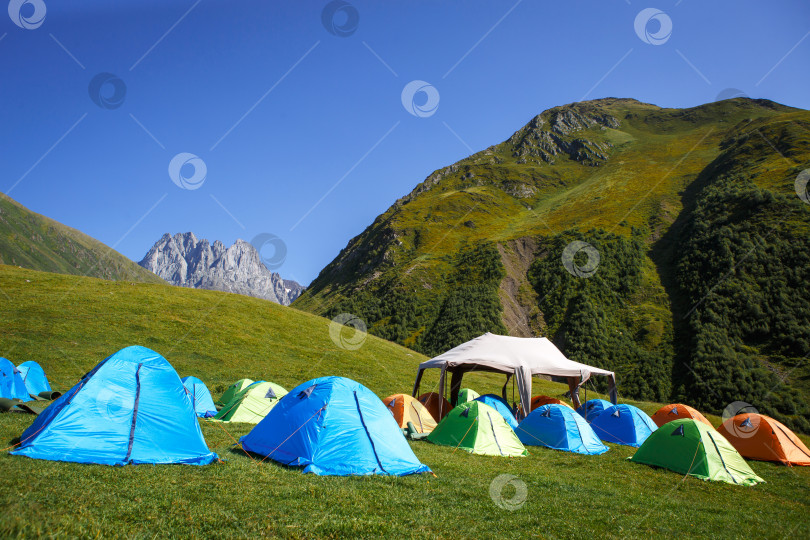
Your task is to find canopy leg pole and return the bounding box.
[438,367,447,419]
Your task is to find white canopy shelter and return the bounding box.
[412,333,617,420]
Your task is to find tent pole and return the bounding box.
[412,369,424,398]
[438,367,447,419]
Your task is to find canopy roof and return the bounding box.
[418,333,615,379]
[413,333,616,419]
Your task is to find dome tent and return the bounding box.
[517,404,608,455]
[17,361,55,398]
[181,376,218,418]
[214,381,288,423]
[10,346,218,466]
[530,395,574,411]
[718,413,810,466]
[457,388,479,403]
[576,399,613,422]
[591,404,657,447]
[630,419,764,486]
[383,394,437,433]
[474,394,518,430]
[426,401,527,457]
[217,378,254,406]
[0,358,31,402]
[241,377,430,476]
[651,403,712,428]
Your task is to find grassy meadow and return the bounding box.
[1,264,809,538]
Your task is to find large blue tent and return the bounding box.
[516,404,608,455]
[0,358,31,402]
[181,376,218,418]
[11,346,218,466]
[17,361,52,397]
[474,394,518,430]
[590,404,657,447]
[241,376,431,476]
[576,399,613,422]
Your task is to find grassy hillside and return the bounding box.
[0,265,808,538]
[0,265,420,396]
[294,98,810,431]
[0,193,164,284]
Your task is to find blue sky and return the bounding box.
[2,0,808,286]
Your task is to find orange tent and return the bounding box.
[417,392,452,421]
[718,413,810,466]
[651,403,712,428]
[383,394,438,433]
[530,395,574,411]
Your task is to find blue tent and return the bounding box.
[576,399,613,422]
[516,404,608,455]
[240,376,431,476]
[0,358,31,402]
[17,361,51,397]
[590,404,657,447]
[11,346,218,466]
[474,394,518,430]
[181,376,218,418]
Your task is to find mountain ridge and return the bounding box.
[139,232,304,306]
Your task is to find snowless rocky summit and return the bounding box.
[139,232,304,305]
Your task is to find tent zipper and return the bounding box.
[125,363,143,463]
[706,431,738,484]
[354,391,387,474]
[487,412,504,456]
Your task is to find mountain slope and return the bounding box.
[138,232,304,305]
[295,97,810,431]
[0,192,164,284]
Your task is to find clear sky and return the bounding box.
[2,0,808,286]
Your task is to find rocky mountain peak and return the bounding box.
[138,232,304,305]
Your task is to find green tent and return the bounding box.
[213,381,288,424]
[629,419,764,486]
[457,388,480,403]
[216,378,255,406]
[426,401,527,457]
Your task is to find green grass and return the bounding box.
[0,193,164,284]
[1,264,809,538]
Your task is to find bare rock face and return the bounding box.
[139,232,304,305]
